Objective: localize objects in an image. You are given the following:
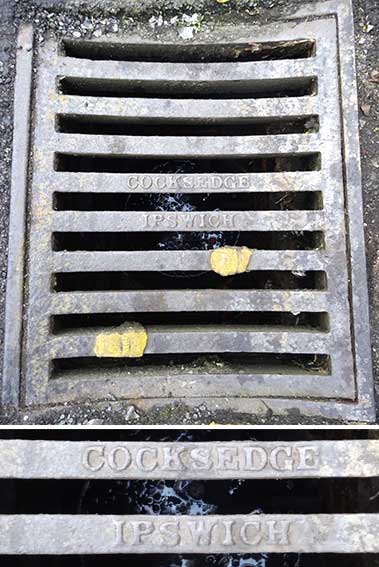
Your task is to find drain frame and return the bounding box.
[1,0,375,422]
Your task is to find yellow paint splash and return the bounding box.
[210,246,252,276]
[94,322,148,358]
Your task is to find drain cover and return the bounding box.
[2,0,374,421]
[0,439,379,555]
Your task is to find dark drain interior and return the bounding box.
[52,271,327,291]
[60,39,316,62]
[55,154,321,173]
[51,353,331,380]
[58,76,317,98]
[56,115,319,136]
[52,231,324,251]
[51,312,329,333]
[53,192,323,211]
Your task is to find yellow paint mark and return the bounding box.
[94,322,148,358]
[58,95,69,105]
[210,246,252,276]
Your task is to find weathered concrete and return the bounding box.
[0,514,378,554]
[0,440,379,479]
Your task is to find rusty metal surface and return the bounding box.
[2,1,374,421]
[0,439,379,479]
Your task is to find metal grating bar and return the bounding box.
[51,210,325,232]
[1,440,378,478]
[55,95,320,120]
[49,290,330,313]
[48,328,331,355]
[1,513,379,554]
[46,375,350,402]
[53,133,322,156]
[57,57,319,83]
[52,250,326,272]
[51,171,324,193]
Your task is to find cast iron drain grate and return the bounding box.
[2,0,374,421]
[0,438,379,564]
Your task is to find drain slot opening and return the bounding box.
[52,270,327,292]
[4,476,374,515]
[0,556,371,567]
[56,115,320,136]
[54,154,321,173]
[52,231,324,251]
[61,39,316,62]
[58,77,317,99]
[51,312,329,334]
[53,192,323,211]
[51,353,331,378]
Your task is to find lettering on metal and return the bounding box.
[142,212,238,230]
[0,514,378,554]
[0,440,378,479]
[81,443,320,474]
[114,517,295,547]
[124,174,251,191]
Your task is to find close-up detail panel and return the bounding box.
[0,0,375,423]
[0,430,378,566]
